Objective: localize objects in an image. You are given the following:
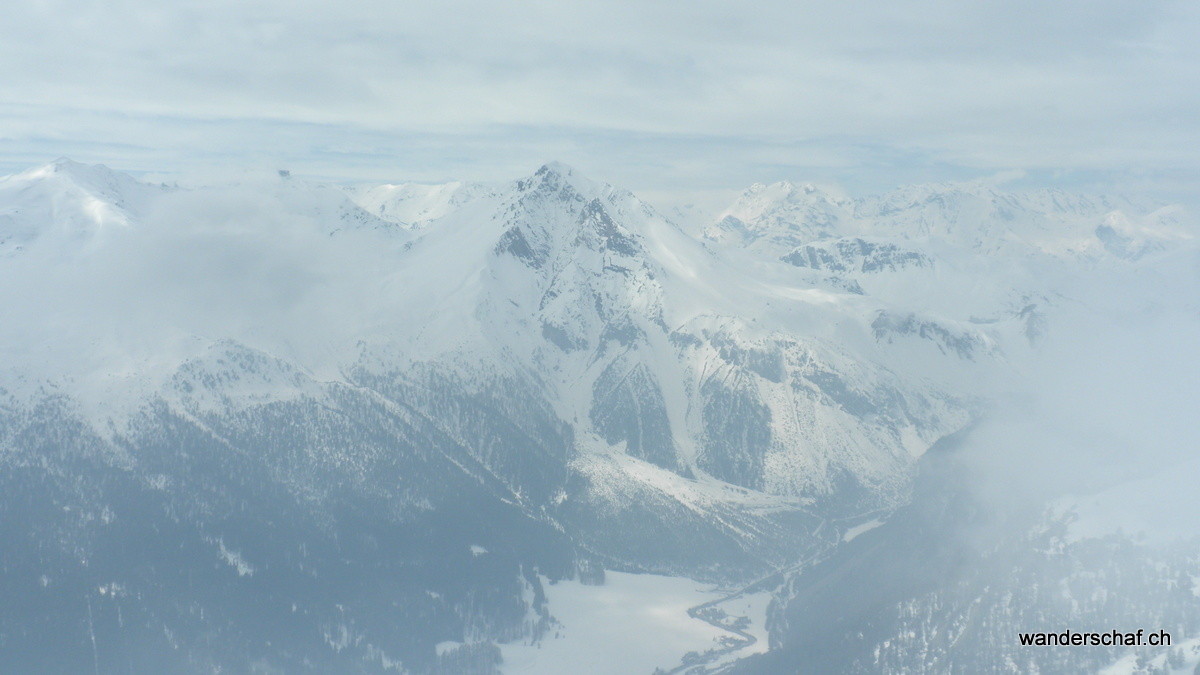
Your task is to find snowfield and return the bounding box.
[499,571,770,674]
[0,157,1196,672]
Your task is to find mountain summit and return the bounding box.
[0,158,164,255]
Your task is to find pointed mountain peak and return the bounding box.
[346,179,492,227]
[535,160,577,178]
[518,161,614,202]
[741,180,843,203]
[21,156,95,177]
[0,159,166,253]
[50,156,84,170]
[721,179,849,226]
[488,163,656,269]
[42,157,116,179]
[529,161,585,189]
[13,158,146,198]
[747,180,795,192]
[703,180,852,252]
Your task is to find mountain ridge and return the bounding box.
[1,157,1195,672]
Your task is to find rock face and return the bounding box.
[0,159,1193,672]
[781,237,932,274]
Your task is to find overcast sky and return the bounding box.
[2,0,1198,199]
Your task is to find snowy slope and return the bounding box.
[1,157,1195,673]
[704,177,1192,262]
[0,158,167,256]
[2,158,1189,500]
[704,181,853,258]
[2,158,1154,526]
[344,179,495,230]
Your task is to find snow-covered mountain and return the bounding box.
[345,179,495,231]
[704,178,1190,262]
[0,158,1195,673]
[0,158,167,256]
[704,181,853,257]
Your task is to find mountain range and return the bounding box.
[1,158,1196,673]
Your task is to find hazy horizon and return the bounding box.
[4,1,1200,204]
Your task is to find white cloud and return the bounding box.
[1,0,1198,196]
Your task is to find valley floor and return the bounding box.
[496,571,771,674]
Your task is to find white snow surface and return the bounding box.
[1058,458,1200,545]
[344,179,493,229]
[843,518,884,542]
[0,157,1195,513]
[499,571,763,674]
[0,157,165,256]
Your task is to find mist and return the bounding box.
[2,156,1198,672]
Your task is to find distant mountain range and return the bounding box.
[1,158,1195,673]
